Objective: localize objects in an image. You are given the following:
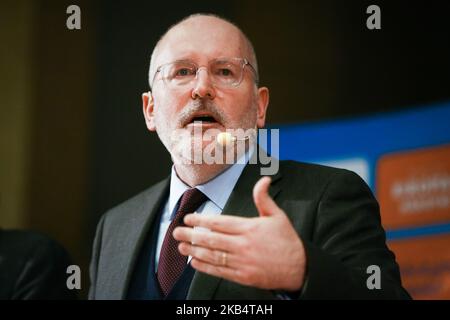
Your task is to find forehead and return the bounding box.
[155,17,247,64]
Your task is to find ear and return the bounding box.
[255,87,269,128]
[142,91,156,131]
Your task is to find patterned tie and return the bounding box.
[157,188,208,297]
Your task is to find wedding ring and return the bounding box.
[221,251,228,267]
[191,226,197,246]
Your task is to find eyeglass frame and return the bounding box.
[150,57,259,89]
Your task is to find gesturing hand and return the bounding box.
[173,176,307,291]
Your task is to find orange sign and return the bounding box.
[377,144,450,229]
[388,234,450,299]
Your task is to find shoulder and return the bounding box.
[0,230,75,299]
[0,230,66,259]
[279,160,348,179]
[277,160,367,195]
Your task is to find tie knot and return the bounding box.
[178,188,208,215]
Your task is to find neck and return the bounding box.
[171,140,255,186]
[173,163,231,187]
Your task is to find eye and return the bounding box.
[175,68,195,77]
[217,68,233,77]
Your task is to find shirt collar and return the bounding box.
[168,146,254,216]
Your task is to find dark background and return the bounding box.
[1,0,449,297]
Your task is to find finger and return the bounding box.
[183,214,251,234]
[173,226,241,252]
[253,176,282,217]
[190,258,243,284]
[178,242,235,268]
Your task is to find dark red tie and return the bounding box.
[157,188,208,297]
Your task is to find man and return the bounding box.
[0,229,77,300]
[89,14,410,300]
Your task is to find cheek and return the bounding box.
[227,92,257,121]
[154,97,176,127]
[153,91,187,121]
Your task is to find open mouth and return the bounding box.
[186,113,220,126]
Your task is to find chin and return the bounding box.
[172,138,231,166]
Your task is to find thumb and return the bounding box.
[253,176,281,217]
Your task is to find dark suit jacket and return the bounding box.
[0,230,77,300]
[89,160,411,299]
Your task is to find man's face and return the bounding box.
[143,17,269,164]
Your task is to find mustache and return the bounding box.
[178,99,227,127]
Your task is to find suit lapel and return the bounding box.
[107,178,170,299]
[187,160,282,300]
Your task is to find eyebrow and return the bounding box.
[159,59,195,66]
[164,57,250,65]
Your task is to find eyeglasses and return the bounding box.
[151,57,258,89]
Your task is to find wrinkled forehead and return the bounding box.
[154,19,249,66]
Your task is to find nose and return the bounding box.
[191,67,216,100]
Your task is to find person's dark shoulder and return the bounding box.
[279,160,346,180]
[278,160,366,195]
[0,229,77,300]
